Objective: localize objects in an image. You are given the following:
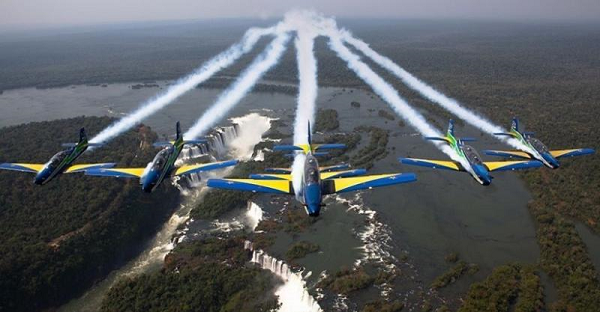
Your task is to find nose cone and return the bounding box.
[473,164,492,186]
[33,175,45,185]
[141,171,158,193]
[304,183,322,217]
[306,204,321,217]
[33,170,49,185]
[542,153,560,169]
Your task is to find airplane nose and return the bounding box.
[543,153,560,169]
[306,204,321,217]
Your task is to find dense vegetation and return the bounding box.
[0,117,180,311]
[100,237,278,312]
[285,240,319,261]
[314,108,340,132]
[459,264,544,312]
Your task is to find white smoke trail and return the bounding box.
[292,26,319,144]
[291,26,319,197]
[341,31,533,153]
[326,33,466,167]
[89,26,275,145]
[183,33,291,139]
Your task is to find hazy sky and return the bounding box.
[2,0,599,28]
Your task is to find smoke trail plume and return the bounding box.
[90,26,275,145]
[290,27,319,196]
[183,33,290,139]
[292,29,318,144]
[341,31,533,153]
[326,34,465,166]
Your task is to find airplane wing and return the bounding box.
[174,160,238,176]
[483,160,543,172]
[322,173,416,194]
[85,168,146,178]
[264,167,292,174]
[319,164,351,172]
[207,178,293,194]
[64,163,116,173]
[0,163,45,173]
[483,150,532,159]
[399,158,464,171]
[321,169,367,180]
[549,148,595,159]
[249,173,292,180]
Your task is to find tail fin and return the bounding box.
[307,121,312,146]
[511,117,519,132]
[176,121,182,141]
[79,128,88,144]
[493,117,519,137]
[447,119,455,137]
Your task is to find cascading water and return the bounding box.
[244,241,322,312]
[58,113,273,312]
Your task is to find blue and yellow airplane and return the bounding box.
[484,117,595,169]
[84,122,237,192]
[0,128,114,185]
[399,120,543,185]
[207,122,416,216]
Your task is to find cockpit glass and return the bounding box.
[463,145,483,165]
[306,169,319,183]
[529,138,548,153]
[48,150,69,167]
[152,148,171,170]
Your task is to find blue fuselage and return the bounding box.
[301,154,323,216]
[34,146,85,185]
[140,145,181,192]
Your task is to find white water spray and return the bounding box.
[341,31,533,153]
[245,243,322,312]
[89,26,274,145]
[183,33,290,139]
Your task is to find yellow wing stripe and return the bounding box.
[410,158,462,171]
[101,168,146,177]
[497,150,532,158]
[12,163,45,172]
[483,161,531,171]
[64,164,111,173]
[175,163,212,176]
[550,149,580,158]
[333,174,397,192]
[226,179,292,193]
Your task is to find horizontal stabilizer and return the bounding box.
[493,132,516,137]
[153,141,173,147]
[174,160,238,176]
[483,150,532,159]
[483,160,543,172]
[319,164,351,172]
[184,139,208,145]
[61,143,78,147]
[322,173,416,194]
[207,178,294,194]
[264,167,292,174]
[399,158,463,171]
[459,137,476,142]
[249,173,291,180]
[550,148,595,159]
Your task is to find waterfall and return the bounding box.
[245,242,322,312]
[245,201,264,231]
